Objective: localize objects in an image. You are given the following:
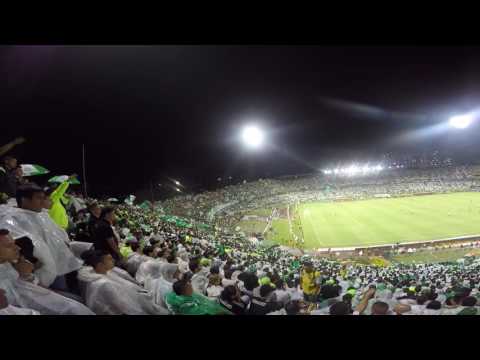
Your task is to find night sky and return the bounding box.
[2,45,480,199]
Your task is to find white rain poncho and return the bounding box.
[144,263,178,309]
[69,241,93,259]
[70,196,87,213]
[191,268,210,295]
[77,266,169,315]
[126,252,149,276]
[0,262,94,315]
[0,305,40,315]
[135,258,164,285]
[0,206,82,287]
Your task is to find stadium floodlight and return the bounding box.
[175,188,181,192]
[241,125,264,148]
[449,114,474,129]
[174,180,181,186]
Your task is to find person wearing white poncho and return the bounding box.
[0,229,94,315]
[144,263,182,309]
[0,289,39,315]
[0,185,82,287]
[125,241,149,276]
[135,246,164,285]
[78,249,169,315]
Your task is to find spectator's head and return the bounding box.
[393,304,412,315]
[14,236,38,264]
[13,255,35,278]
[81,250,115,274]
[320,285,341,299]
[342,293,353,304]
[274,278,285,290]
[100,207,116,224]
[371,301,389,315]
[143,246,155,257]
[42,188,54,209]
[303,261,314,273]
[426,301,441,310]
[285,300,301,315]
[88,203,101,218]
[16,184,45,212]
[224,269,234,280]
[166,252,177,263]
[209,274,222,287]
[220,285,240,302]
[128,241,140,253]
[462,296,477,307]
[416,295,428,305]
[329,301,351,315]
[0,229,20,263]
[189,258,201,273]
[210,266,220,275]
[259,284,275,299]
[2,156,17,170]
[243,273,259,291]
[14,166,23,178]
[173,279,193,297]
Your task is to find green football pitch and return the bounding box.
[289,192,480,249]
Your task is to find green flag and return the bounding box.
[21,164,50,177]
[48,175,80,185]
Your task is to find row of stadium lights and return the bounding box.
[322,164,406,176]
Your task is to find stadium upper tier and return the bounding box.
[159,166,480,225]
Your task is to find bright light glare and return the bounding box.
[323,163,385,177]
[175,188,181,192]
[174,180,181,186]
[242,126,264,148]
[449,114,474,129]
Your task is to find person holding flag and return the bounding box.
[44,174,77,231]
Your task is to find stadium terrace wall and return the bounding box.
[306,234,480,259]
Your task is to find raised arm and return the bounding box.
[50,174,76,203]
[0,137,26,158]
[354,288,376,315]
[50,181,70,203]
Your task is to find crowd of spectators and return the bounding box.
[1,137,480,315]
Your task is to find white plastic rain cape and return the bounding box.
[135,259,164,285]
[141,263,178,309]
[69,241,93,259]
[126,252,149,276]
[0,206,83,287]
[191,268,209,295]
[0,262,94,315]
[144,277,173,309]
[77,266,169,315]
[0,305,40,315]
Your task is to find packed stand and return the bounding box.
[2,138,480,315]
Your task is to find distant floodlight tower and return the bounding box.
[242,125,264,149]
[449,114,474,129]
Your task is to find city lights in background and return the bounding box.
[322,164,385,177]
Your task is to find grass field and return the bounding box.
[296,192,480,249]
